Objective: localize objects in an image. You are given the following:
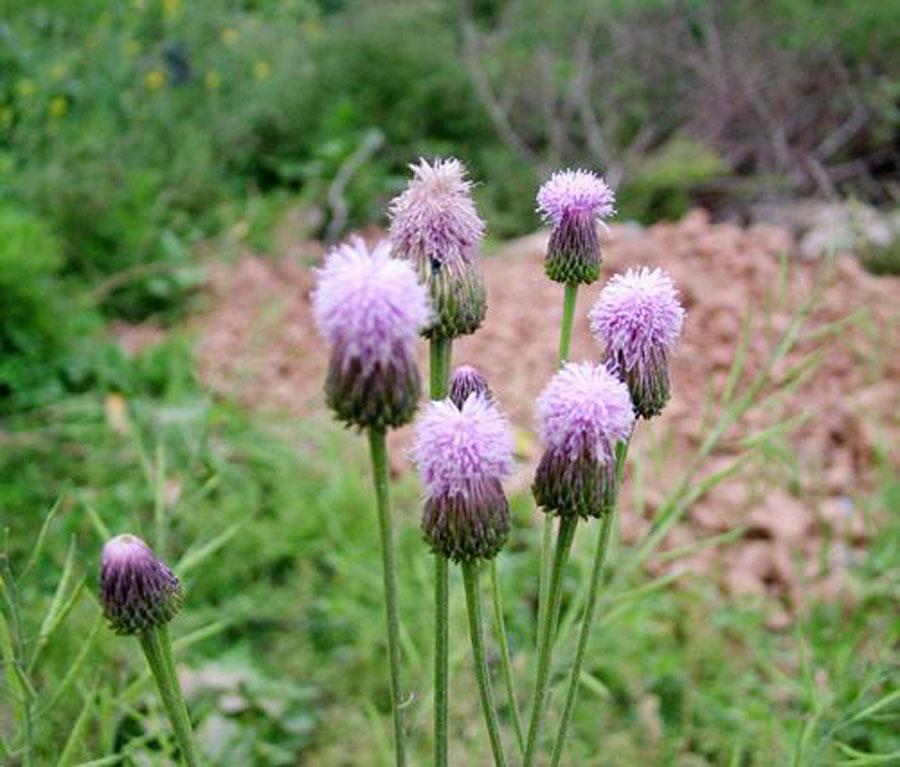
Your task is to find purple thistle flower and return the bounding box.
[100,534,183,635]
[533,362,634,518]
[412,394,514,562]
[313,236,429,429]
[589,267,685,418]
[449,365,492,409]
[536,169,616,285]
[389,158,487,339]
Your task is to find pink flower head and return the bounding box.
[412,393,513,561]
[389,157,485,270]
[533,362,634,518]
[536,362,634,464]
[536,169,616,284]
[537,169,616,226]
[100,534,183,635]
[389,158,487,339]
[313,237,429,428]
[589,267,685,418]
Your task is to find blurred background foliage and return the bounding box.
[1,0,898,411]
[1,0,898,410]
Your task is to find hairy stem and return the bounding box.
[462,562,508,767]
[549,439,631,765]
[490,558,526,754]
[368,426,407,767]
[524,515,578,766]
[430,335,452,767]
[138,626,199,766]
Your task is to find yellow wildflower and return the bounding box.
[205,70,222,90]
[163,0,181,21]
[221,27,239,46]
[144,69,166,91]
[253,60,271,81]
[50,62,69,82]
[49,97,68,118]
[303,18,322,39]
[16,79,37,98]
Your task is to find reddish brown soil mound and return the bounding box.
[193,210,899,619]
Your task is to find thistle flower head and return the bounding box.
[313,237,428,428]
[449,365,492,408]
[389,157,485,269]
[589,267,685,418]
[389,158,487,339]
[537,169,616,226]
[537,169,616,285]
[412,394,513,561]
[100,534,183,635]
[313,237,429,369]
[533,362,634,518]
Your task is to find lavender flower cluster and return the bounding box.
[308,157,685,552]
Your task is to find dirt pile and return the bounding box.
[193,210,899,618]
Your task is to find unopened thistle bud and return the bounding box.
[412,393,514,562]
[589,267,685,419]
[537,169,616,285]
[389,158,487,340]
[449,365,492,408]
[100,534,183,635]
[533,362,634,518]
[313,237,429,429]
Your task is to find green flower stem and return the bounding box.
[537,282,578,650]
[367,426,407,767]
[462,562,508,767]
[549,439,631,766]
[429,335,452,767]
[490,558,526,754]
[524,515,578,766]
[138,626,199,767]
[557,282,578,364]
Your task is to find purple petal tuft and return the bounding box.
[312,236,430,374]
[412,393,513,499]
[537,169,616,226]
[535,362,634,464]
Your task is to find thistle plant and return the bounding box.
[589,266,686,418]
[412,391,514,767]
[307,160,687,766]
[390,157,486,767]
[389,157,487,341]
[544,266,686,765]
[524,363,635,765]
[99,534,198,766]
[313,237,429,767]
[537,168,615,287]
[532,168,617,754]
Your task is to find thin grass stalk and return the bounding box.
[368,426,407,767]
